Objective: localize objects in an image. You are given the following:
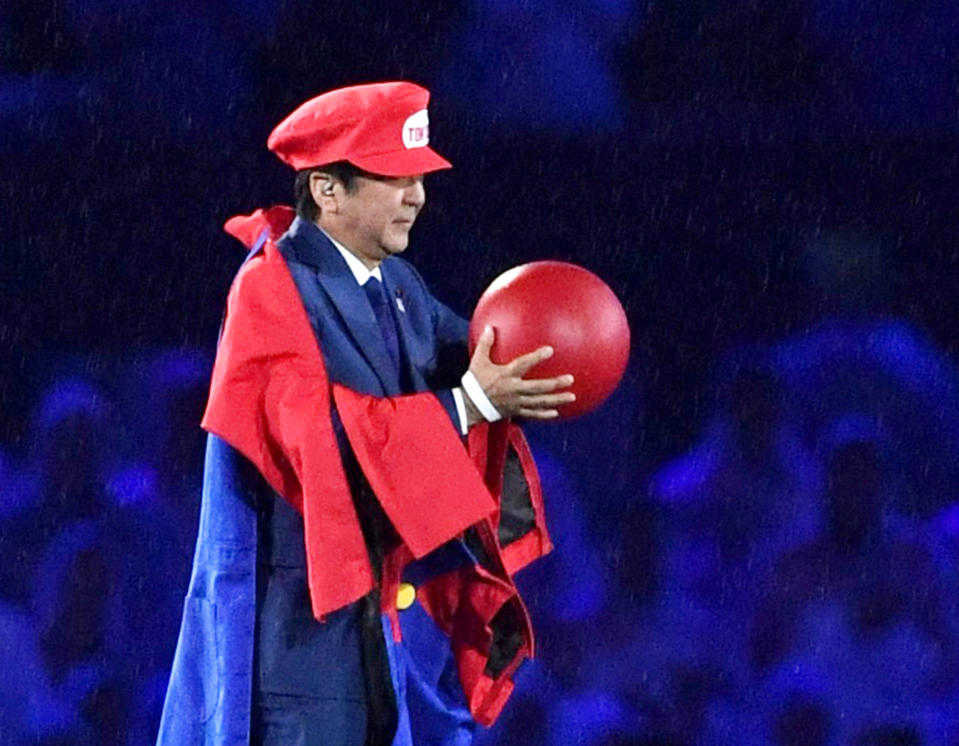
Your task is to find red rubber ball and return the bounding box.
[469,261,630,419]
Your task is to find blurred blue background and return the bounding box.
[3,1,959,743]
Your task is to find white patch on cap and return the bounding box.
[402,109,430,149]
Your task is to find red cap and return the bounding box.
[223,205,296,249]
[267,81,452,176]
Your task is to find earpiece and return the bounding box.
[322,182,335,195]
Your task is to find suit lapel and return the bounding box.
[283,218,401,395]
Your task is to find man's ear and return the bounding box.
[309,171,338,215]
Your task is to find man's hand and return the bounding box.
[465,326,575,424]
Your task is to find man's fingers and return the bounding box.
[516,407,561,420]
[515,374,575,394]
[519,392,576,408]
[508,345,554,376]
[472,325,495,360]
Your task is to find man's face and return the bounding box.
[330,173,426,267]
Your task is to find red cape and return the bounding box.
[202,230,498,618]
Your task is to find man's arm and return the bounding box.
[413,267,575,430]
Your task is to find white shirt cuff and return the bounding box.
[451,387,469,436]
[460,370,503,423]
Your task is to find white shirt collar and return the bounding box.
[319,227,382,285]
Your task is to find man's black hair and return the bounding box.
[294,161,362,222]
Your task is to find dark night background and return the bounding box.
[2,1,959,744]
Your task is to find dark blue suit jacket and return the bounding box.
[280,217,467,406]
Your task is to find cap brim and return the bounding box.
[349,146,452,177]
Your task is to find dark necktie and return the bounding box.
[363,276,401,378]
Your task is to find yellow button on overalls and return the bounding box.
[396,582,416,611]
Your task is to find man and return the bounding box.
[157,81,574,745]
